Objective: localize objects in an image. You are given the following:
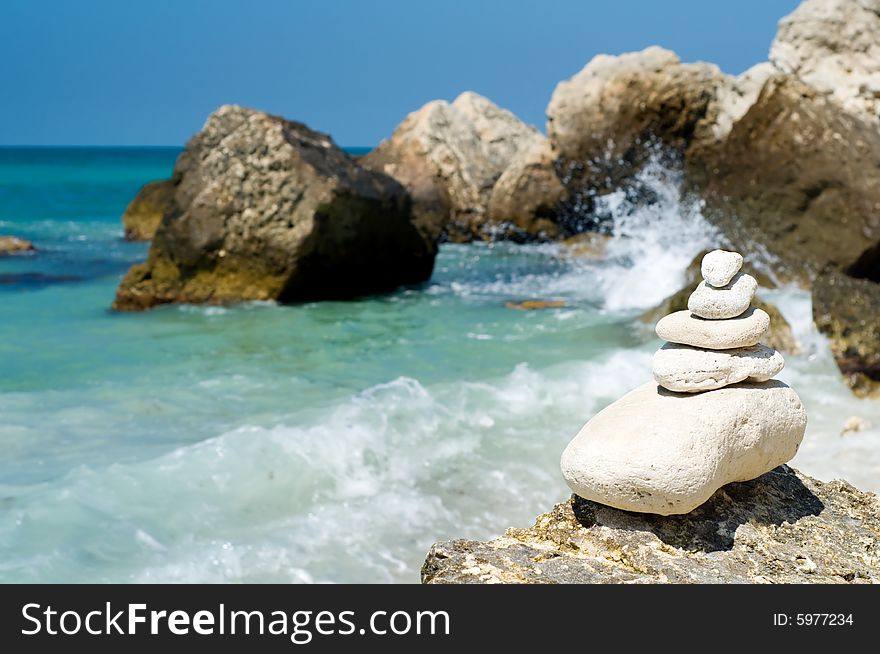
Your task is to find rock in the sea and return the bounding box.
[113,105,435,311]
[687,272,757,320]
[770,0,880,125]
[653,343,784,393]
[700,249,743,287]
[547,47,754,194]
[362,92,547,242]
[812,270,880,398]
[656,307,770,350]
[505,299,567,311]
[560,380,806,515]
[122,179,175,241]
[690,75,880,282]
[0,236,35,255]
[487,138,567,239]
[422,465,880,583]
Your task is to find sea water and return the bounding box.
[1,148,878,583]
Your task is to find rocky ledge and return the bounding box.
[422,466,879,584]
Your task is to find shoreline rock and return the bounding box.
[122,179,175,241]
[114,105,435,311]
[422,465,880,584]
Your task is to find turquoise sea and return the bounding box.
[1,148,879,583]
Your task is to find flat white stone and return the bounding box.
[701,249,743,287]
[656,307,770,350]
[652,343,784,392]
[687,272,757,319]
[560,380,807,515]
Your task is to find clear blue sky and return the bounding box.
[0,0,800,146]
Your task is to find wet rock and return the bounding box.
[113,105,435,311]
[0,236,35,255]
[812,270,880,398]
[121,179,175,241]
[423,466,880,583]
[505,300,567,311]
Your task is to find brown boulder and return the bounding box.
[812,270,880,398]
[114,105,435,311]
[363,92,549,242]
[122,179,175,241]
[0,236,35,255]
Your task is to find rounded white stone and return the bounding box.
[701,249,743,287]
[652,343,784,392]
[656,307,770,349]
[560,380,807,515]
[687,272,758,319]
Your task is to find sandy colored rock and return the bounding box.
[547,47,751,196]
[700,249,742,287]
[652,343,784,393]
[363,92,545,242]
[770,0,880,125]
[656,307,769,350]
[114,105,435,311]
[0,236,35,255]
[505,300,566,311]
[422,466,880,584]
[688,272,756,319]
[560,380,806,515]
[122,179,175,241]
[487,138,567,240]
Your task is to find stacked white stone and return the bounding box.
[652,249,784,393]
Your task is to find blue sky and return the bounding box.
[0,0,799,146]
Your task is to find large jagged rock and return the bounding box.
[812,270,880,398]
[422,465,880,583]
[546,47,764,195]
[689,76,880,283]
[362,92,547,242]
[0,236,35,255]
[113,105,435,311]
[770,0,880,125]
[122,179,175,241]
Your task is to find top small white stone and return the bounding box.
[701,249,743,287]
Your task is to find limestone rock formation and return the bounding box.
[546,47,753,194]
[113,105,435,311]
[422,466,880,584]
[653,343,785,393]
[655,307,770,350]
[690,75,880,283]
[0,236,35,255]
[770,0,880,124]
[362,92,547,242]
[121,179,175,241]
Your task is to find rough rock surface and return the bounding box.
[0,236,35,255]
[688,272,757,320]
[812,270,880,398]
[690,76,880,282]
[547,47,755,195]
[362,92,546,242]
[121,179,175,241]
[770,0,880,124]
[114,105,435,311]
[653,343,784,393]
[422,465,880,583]
[487,138,567,239]
[656,307,770,350]
[560,380,806,514]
